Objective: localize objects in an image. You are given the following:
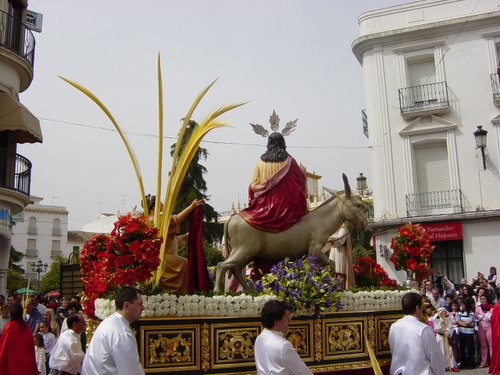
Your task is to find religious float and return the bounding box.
[62,58,436,374]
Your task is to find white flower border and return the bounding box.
[94,290,410,320]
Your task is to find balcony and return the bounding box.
[25,248,38,257]
[52,227,62,236]
[491,73,500,107]
[0,148,32,214]
[50,250,63,259]
[0,10,36,90]
[27,225,37,235]
[398,81,450,119]
[406,189,464,217]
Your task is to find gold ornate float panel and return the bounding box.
[127,310,402,374]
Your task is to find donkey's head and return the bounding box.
[341,173,368,230]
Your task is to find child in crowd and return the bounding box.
[488,266,497,291]
[34,333,47,375]
[428,308,458,372]
[456,297,476,369]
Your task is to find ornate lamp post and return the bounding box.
[473,125,488,170]
[356,173,368,197]
[31,259,48,291]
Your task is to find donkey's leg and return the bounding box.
[220,252,254,293]
[231,265,250,292]
[214,260,229,293]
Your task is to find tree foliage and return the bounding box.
[6,246,26,294]
[40,256,66,294]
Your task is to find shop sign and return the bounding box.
[422,222,462,242]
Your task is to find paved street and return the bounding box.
[459,367,489,375]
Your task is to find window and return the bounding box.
[414,142,450,193]
[26,238,37,257]
[28,217,37,234]
[51,240,62,258]
[430,240,464,283]
[52,218,61,236]
[407,55,436,86]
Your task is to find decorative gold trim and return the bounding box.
[201,322,210,372]
[140,324,200,373]
[286,319,314,362]
[210,321,261,370]
[376,314,402,355]
[314,317,322,362]
[322,316,366,360]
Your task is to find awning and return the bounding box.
[0,91,42,143]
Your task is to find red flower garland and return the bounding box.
[389,223,435,282]
[353,256,397,288]
[80,213,162,317]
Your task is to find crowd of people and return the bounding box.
[416,266,499,372]
[0,286,145,375]
[0,292,87,375]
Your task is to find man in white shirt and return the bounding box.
[82,286,145,375]
[389,292,446,375]
[254,300,313,375]
[49,314,85,375]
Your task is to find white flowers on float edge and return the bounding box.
[94,290,410,320]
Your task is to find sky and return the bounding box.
[19,0,411,230]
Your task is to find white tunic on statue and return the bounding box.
[389,315,446,375]
[254,328,313,375]
[82,312,145,375]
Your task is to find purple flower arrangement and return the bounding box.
[254,256,343,316]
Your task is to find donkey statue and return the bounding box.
[214,173,368,293]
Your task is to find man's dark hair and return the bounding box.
[67,302,81,313]
[260,300,289,329]
[261,132,289,163]
[115,286,141,310]
[67,314,81,329]
[401,292,422,315]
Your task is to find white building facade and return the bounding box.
[352,0,500,284]
[0,0,41,295]
[11,196,69,283]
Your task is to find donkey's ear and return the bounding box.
[342,173,351,198]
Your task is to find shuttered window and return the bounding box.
[414,143,450,193]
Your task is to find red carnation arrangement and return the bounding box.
[389,223,434,282]
[80,213,162,317]
[353,256,397,288]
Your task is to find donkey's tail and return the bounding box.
[222,214,233,258]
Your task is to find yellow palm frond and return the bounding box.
[363,331,383,375]
[154,54,164,226]
[153,101,247,287]
[58,76,148,214]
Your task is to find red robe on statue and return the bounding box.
[490,301,500,375]
[0,320,38,375]
[239,157,307,232]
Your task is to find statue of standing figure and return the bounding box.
[323,222,356,289]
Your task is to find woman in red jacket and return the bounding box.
[0,303,38,375]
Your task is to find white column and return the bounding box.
[373,45,398,216]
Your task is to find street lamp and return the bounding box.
[31,259,48,290]
[473,125,488,170]
[356,173,368,197]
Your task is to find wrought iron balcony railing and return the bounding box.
[398,81,449,117]
[26,249,38,257]
[0,148,31,196]
[491,73,500,104]
[406,189,464,217]
[0,10,35,66]
[51,250,63,258]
